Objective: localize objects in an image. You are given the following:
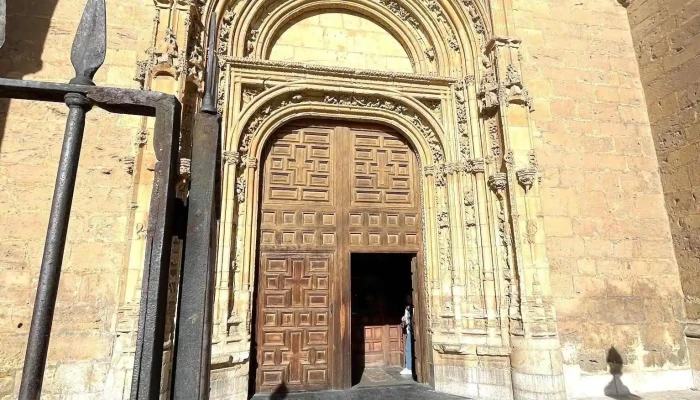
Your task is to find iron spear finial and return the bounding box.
[70,0,106,85]
[201,11,219,114]
[0,0,6,50]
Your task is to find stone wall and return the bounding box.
[512,0,693,396]
[625,0,700,388]
[0,0,153,397]
[269,12,414,72]
[1,0,698,398]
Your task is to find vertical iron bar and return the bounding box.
[172,112,220,400]
[19,93,92,400]
[129,97,180,400]
[172,11,221,399]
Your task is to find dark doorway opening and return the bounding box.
[351,253,416,387]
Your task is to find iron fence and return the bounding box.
[0,0,222,398]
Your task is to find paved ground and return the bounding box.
[252,366,463,400]
[579,390,700,400]
[353,366,416,388]
[251,367,700,400]
[251,383,466,400]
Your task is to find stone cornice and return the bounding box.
[223,56,458,85]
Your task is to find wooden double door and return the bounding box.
[254,120,426,393]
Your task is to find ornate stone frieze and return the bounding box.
[419,98,442,115]
[461,0,490,52]
[238,91,445,163]
[464,190,476,227]
[244,29,259,58]
[218,4,236,55]
[487,117,500,158]
[504,150,514,168]
[224,56,457,84]
[526,220,538,244]
[377,0,421,29]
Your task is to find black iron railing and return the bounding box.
[0,0,222,397]
[0,0,184,398]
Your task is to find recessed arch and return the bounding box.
[229,82,450,168]
[207,0,494,78]
[252,1,436,74]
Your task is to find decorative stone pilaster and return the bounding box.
[484,34,566,400]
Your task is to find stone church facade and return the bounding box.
[0,0,698,399]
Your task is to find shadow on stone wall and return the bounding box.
[0,0,60,153]
[604,347,642,399]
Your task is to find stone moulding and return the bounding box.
[433,343,471,355]
[223,56,457,84]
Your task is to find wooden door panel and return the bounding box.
[257,122,424,392]
[387,325,404,367]
[256,253,333,393]
[363,325,385,367]
[264,127,334,205]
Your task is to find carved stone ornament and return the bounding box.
[238,91,445,164]
[517,150,539,191]
[156,28,179,66]
[122,155,136,175]
[433,343,470,355]
[236,175,247,203]
[223,150,240,166]
[516,168,537,192]
[135,130,148,146]
[378,0,421,29]
[488,173,507,193]
[224,57,456,85]
[478,60,499,113]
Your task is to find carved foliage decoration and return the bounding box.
[237,91,446,165]
[488,172,523,334]
[461,0,489,53]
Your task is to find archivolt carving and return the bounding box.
[208,0,496,77]
[236,90,446,164]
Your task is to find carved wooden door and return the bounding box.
[256,121,422,393]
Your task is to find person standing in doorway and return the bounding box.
[400,295,413,375]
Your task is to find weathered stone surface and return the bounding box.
[625,0,700,389]
[0,0,151,398]
[0,0,696,399]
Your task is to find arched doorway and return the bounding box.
[251,120,430,394]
